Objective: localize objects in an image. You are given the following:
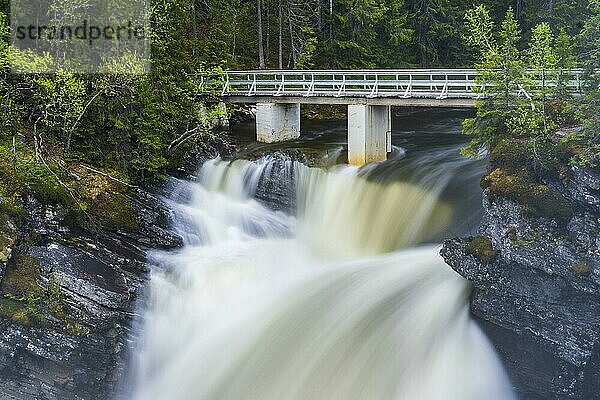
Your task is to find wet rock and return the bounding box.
[0,213,17,282]
[253,150,306,213]
[442,165,600,399]
[0,183,171,399]
[119,189,183,249]
[564,166,600,213]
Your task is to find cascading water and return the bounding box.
[129,147,516,400]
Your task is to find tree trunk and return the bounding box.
[279,0,283,69]
[190,0,197,56]
[329,0,333,39]
[258,0,266,69]
[317,0,322,31]
[266,0,270,64]
[515,0,524,21]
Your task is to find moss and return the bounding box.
[482,168,573,225]
[0,264,89,332]
[490,138,568,179]
[91,193,139,231]
[572,262,592,277]
[65,321,90,336]
[0,294,45,326]
[510,238,535,247]
[466,236,497,264]
[0,253,47,326]
[0,298,25,320]
[22,163,73,206]
[3,254,44,298]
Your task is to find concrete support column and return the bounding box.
[256,103,301,143]
[347,105,391,166]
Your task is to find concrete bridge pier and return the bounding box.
[348,105,391,166]
[256,103,301,143]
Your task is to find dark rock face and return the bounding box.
[0,191,177,399]
[564,167,600,214]
[252,150,307,214]
[442,165,600,400]
[118,189,184,249]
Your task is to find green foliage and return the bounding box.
[561,128,600,169]
[579,0,600,155]
[0,0,596,192]
[462,7,528,156]
[461,4,589,159]
[0,0,230,184]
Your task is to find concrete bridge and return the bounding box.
[206,69,583,166]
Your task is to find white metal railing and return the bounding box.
[200,69,586,100]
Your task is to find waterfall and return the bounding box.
[129,156,515,400]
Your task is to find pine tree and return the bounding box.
[529,22,558,136]
[462,6,528,155]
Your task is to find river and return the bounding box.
[127,109,515,400]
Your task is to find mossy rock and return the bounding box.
[482,168,573,226]
[0,298,25,320]
[91,192,139,231]
[466,236,498,264]
[2,254,44,298]
[490,139,568,180]
[0,254,46,326]
[0,297,44,326]
[572,262,592,277]
[0,260,87,331]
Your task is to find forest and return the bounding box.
[0,0,598,206]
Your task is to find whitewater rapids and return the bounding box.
[129,158,515,400]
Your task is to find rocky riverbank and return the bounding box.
[442,159,600,399]
[0,187,182,399]
[0,134,238,399]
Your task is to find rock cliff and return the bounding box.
[442,165,600,399]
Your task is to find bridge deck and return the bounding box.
[203,69,584,108]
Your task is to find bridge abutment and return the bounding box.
[347,105,391,166]
[256,103,301,143]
